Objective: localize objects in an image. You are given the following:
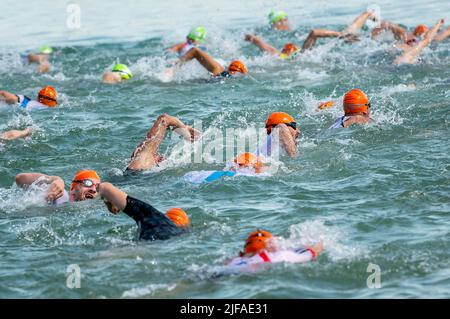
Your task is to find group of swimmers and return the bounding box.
[1,9,449,272]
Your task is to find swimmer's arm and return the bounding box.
[433,25,450,42]
[99,182,127,214]
[394,18,444,65]
[179,47,224,76]
[127,114,199,171]
[344,11,377,34]
[244,35,279,55]
[166,115,201,141]
[15,173,65,201]
[1,127,32,141]
[277,124,298,158]
[27,53,48,64]
[371,21,408,41]
[167,42,185,53]
[0,90,19,104]
[302,29,342,51]
[37,61,51,73]
[15,173,58,187]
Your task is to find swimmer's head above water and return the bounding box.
[343,89,370,116]
[281,43,299,56]
[112,64,133,80]
[38,45,53,55]
[70,170,101,202]
[265,112,300,138]
[227,60,248,75]
[240,229,274,257]
[232,152,265,173]
[187,26,206,44]
[165,207,190,228]
[103,64,133,84]
[37,86,58,107]
[268,10,290,31]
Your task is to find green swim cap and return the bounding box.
[268,10,287,24]
[39,45,53,54]
[112,63,133,80]
[187,26,206,42]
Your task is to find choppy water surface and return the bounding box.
[0,0,449,298]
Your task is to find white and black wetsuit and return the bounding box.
[215,247,317,276]
[123,196,185,240]
[329,116,351,129]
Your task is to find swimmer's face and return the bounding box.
[71,180,100,201]
[186,37,200,45]
[288,125,301,140]
[274,18,290,30]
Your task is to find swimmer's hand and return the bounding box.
[102,198,121,214]
[45,177,65,202]
[244,34,256,42]
[173,125,201,142]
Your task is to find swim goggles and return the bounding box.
[265,122,297,130]
[406,37,419,45]
[72,179,99,188]
[38,94,57,103]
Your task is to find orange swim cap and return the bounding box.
[281,43,299,55]
[37,86,57,107]
[413,24,428,37]
[234,152,263,172]
[343,89,370,115]
[165,207,190,228]
[70,170,101,191]
[265,112,296,134]
[228,60,248,74]
[243,229,273,255]
[234,152,259,167]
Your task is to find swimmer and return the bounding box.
[99,182,190,240]
[127,114,200,171]
[102,63,133,84]
[0,86,58,110]
[372,19,449,51]
[1,127,33,141]
[268,10,291,31]
[224,229,323,273]
[26,45,53,73]
[256,112,300,158]
[168,26,207,58]
[394,19,445,65]
[177,47,248,77]
[15,171,188,240]
[329,89,371,129]
[184,152,269,183]
[15,170,101,205]
[245,11,376,59]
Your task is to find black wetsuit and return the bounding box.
[123,196,185,240]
